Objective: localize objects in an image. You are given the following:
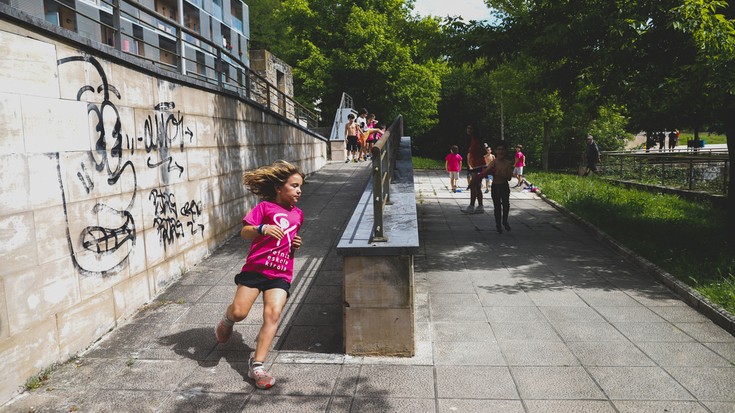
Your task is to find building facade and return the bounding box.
[2,0,250,76]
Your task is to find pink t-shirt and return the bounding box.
[515,151,525,167]
[445,153,462,172]
[241,201,304,283]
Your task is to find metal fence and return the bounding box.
[30,0,320,129]
[599,150,730,195]
[370,115,403,243]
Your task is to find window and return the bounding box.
[230,0,243,33]
[212,0,222,21]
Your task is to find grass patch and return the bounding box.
[24,366,54,391]
[138,299,180,312]
[412,156,445,170]
[528,171,735,314]
[678,131,727,145]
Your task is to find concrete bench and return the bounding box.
[336,136,420,356]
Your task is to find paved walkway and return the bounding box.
[3,164,734,413]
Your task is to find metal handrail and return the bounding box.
[370,115,403,242]
[13,0,320,129]
[599,151,729,195]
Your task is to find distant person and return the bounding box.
[645,131,653,152]
[477,142,514,233]
[344,114,359,163]
[483,143,494,193]
[445,145,463,193]
[364,114,382,159]
[668,130,678,151]
[513,144,525,188]
[215,160,304,390]
[461,124,487,214]
[355,108,368,161]
[584,135,601,177]
[658,131,666,151]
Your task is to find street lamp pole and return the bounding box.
[500,88,505,141]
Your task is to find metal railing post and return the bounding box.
[216,48,224,88]
[245,68,251,99]
[112,0,122,51]
[371,145,386,242]
[725,160,730,195]
[177,0,186,75]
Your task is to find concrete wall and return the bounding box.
[0,20,326,404]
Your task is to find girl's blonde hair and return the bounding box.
[243,160,304,200]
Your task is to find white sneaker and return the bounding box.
[461,205,475,214]
[248,357,276,389]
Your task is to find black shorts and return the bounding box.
[347,136,359,152]
[234,272,291,297]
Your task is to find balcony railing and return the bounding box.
[8,0,320,129]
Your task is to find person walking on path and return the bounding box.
[476,142,514,233]
[461,124,487,214]
[215,160,304,390]
[512,144,525,188]
[344,114,360,163]
[583,134,601,177]
[668,130,678,151]
[445,145,463,193]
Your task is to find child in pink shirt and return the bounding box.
[513,144,526,188]
[445,145,463,193]
[215,160,304,390]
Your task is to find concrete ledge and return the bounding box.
[537,192,735,337]
[337,136,419,356]
[336,137,420,256]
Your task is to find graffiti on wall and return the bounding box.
[56,54,204,277]
[127,102,194,179]
[149,189,204,249]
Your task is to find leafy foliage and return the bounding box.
[251,0,445,136]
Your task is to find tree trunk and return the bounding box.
[542,120,550,171]
[725,95,735,244]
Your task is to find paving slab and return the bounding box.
[3,166,734,413]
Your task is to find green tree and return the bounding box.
[674,0,735,240]
[251,0,445,136]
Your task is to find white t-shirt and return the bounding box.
[355,116,367,132]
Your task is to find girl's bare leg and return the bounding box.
[227,284,261,321]
[253,288,288,362]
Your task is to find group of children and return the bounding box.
[344,108,386,163]
[445,125,528,233]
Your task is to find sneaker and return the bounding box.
[461,205,475,214]
[455,189,462,193]
[474,205,485,214]
[215,318,233,343]
[345,159,350,163]
[353,159,358,163]
[452,188,456,193]
[496,225,503,234]
[248,358,275,389]
[484,189,489,193]
[503,222,511,232]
